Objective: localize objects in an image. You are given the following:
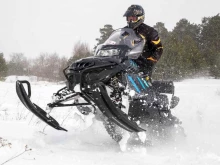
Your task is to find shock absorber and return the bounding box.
[109,76,123,108]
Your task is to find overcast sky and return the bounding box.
[0,0,219,60]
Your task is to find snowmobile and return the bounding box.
[16,28,183,143]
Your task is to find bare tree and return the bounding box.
[31,53,68,81]
[30,53,48,78]
[7,53,29,76]
[68,41,92,64]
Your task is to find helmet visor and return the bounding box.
[127,16,138,22]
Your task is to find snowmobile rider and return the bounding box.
[123,5,163,81]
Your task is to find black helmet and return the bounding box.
[123,5,145,29]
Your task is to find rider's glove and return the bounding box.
[139,73,152,86]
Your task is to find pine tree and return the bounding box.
[173,19,200,44]
[156,21,205,80]
[94,24,114,51]
[200,14,220,78]
[153,22,169,42]
[0,52,7,79]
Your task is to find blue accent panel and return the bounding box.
[143,80,149,88]
[127,75,141,93]
[129,60,138,68]
[137,77,146,90]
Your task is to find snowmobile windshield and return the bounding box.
[95,28,145,59]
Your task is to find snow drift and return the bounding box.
[0,78,220,165]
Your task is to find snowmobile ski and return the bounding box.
[16,80,67,131]
[91,83,145,132]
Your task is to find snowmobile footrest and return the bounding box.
[170,96,180,109]
[16,80,67,131]
[152,81,174,94]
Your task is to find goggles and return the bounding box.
[127,16,138,22]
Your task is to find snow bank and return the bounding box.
[4,75,65,86]
[5,75,38,83]
[0,78,220,165]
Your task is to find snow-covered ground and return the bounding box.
[0,78,220,165]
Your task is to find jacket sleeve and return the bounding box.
[147,29,163,62]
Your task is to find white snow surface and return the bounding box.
[0,78,220,165]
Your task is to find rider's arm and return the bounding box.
[137,25,163,78]
[147,29,163,63]
[137,24,163,63]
